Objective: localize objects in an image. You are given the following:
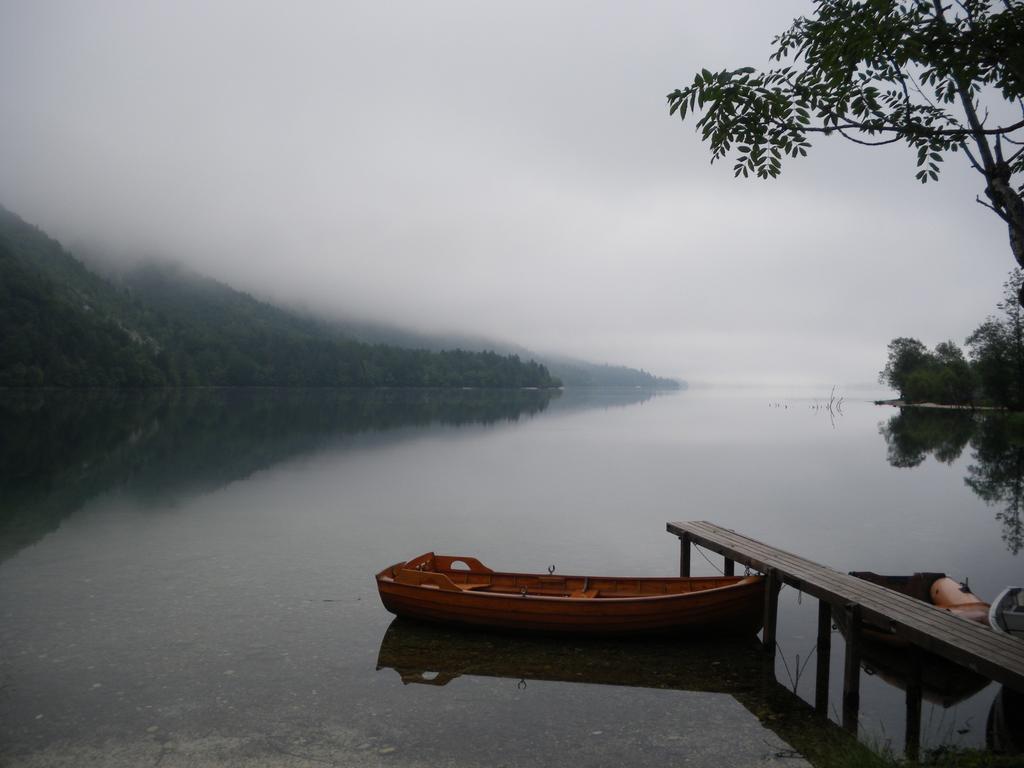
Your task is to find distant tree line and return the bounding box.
[546,360,681,389]
[880,271,1024,408]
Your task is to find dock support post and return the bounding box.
[679,534,691,577]
[723,557,735,576]
[762,567,780,656]
[815,600,832,715]
[842,603,862,734]
[905,652,923,762]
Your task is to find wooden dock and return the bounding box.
[667,520,1024,751]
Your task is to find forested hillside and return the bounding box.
[540,357,682,388]
[327,319,683,388]
[0,207,559,389]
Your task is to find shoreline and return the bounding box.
[874,398,1006,411]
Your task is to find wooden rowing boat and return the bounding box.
[375,552,766,636]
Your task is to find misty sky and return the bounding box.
[0,1,1015,387]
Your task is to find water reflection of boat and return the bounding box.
[836,572,991,706]
[375,617,764,691]
[375,618,875,765]
[375,552,765,636]
[989,586,1024,637]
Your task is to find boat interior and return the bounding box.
[849,571,947,602]
[849,570,991,625]
[379,552,754,598]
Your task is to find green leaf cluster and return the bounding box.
[879,336,975,404]
[668,0,1024,182]
[965,270,1024,408]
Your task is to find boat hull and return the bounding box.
[376,554,766,637]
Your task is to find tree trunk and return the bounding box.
[932,0,1024,297]
[989,176,1024,265]
[986,176,1024,303]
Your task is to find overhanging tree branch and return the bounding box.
[666,0,1024,300]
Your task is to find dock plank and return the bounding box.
[668,521,1024,692]
[674,523,1021,660]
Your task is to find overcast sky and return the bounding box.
[0,1,1015,387]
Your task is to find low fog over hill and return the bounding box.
[0,206,680,389]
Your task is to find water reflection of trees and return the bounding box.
[964,417,1024,556]
[880,408,1024,554]
[878,409,976,468]
[0,388,562,563]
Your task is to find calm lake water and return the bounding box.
[1,387,1021,766]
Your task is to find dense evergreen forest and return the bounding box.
[0,207,561,389]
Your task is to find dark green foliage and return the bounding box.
[880,271,1024,407]
[879,337,975,405]
[0,207,560,389]
[879,337,932,398]
[0,217,165,387]
[931,340,975,405]
[668,0,1024,287]
[966,271,1024,409]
